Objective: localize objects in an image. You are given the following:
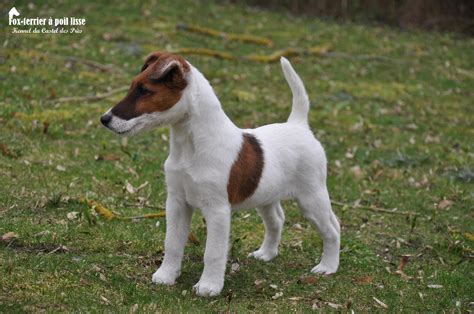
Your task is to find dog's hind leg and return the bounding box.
[297,187,340,274]
[249,201,285,262]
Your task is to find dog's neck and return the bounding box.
[168,66,242,163]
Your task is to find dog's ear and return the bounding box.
[149,59,182,82]
[141,53,160,72]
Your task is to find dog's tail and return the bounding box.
[280,57,310,125]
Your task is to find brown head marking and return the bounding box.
[227,133,264,204]
[111,51,190,120]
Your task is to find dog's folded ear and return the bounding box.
[141,53,161,72]
[140,52,189,89]
[149,60,182,82]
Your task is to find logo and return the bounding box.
[8,7,20,25]
[7,6,86,34]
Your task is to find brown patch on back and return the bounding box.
[227,133,264,204]
[111,52,190,120]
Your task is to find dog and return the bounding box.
[100,52,340,297]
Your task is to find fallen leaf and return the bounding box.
[126,182,135,194]
[95,154,121,161]
[254,279,265,292]
[1,232,18,242]
[34,230,51,237]
[288,296,304,301]
[464,232,474,242]
[129,304,139,313]
[298,275,318,284]
[67,211,79,220]
[272,292,283,300]
[0,143,17,158]
[326,302,343,309]
[86,199,116,220]
[188,233,200,245]
[47,245,70,254]
[136,181,149,192]
[293,223,304,231]
[355,275,373,285]
[100,295,111,305]
[438,199,453,209]
[231,262,240,273]
[398,255,410,272]
[43,121,49,134]
[350,165,364,180]
[373,297,388,309]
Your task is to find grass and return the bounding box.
[1,0,473,311]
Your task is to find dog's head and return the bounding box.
[100,52,191,135]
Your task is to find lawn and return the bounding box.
[1,0,473,312]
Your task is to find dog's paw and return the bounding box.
[152,268,177,285]
[311,263,338,275]
[193,281,223,297]
[248,249,277,262]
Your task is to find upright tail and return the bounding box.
[280,57,310,125]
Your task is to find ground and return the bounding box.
[1,0,473,312]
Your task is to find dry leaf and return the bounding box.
[288,296,304,301]
[298,275,318,284]
[34,230,51,237]
[136,181,149,192]
[398,255,410,272]
[95,154,120,161]
[67,211,79,220]
[355,276,373,285]
[231,262,240,273]
[293,223,304,231]
[272,292,283,300]
[438,200,453,209]
[100,295,111,305]
[373,297,388,308]
[0,143,17,158]
[126,182,135,194]
[326,302,343,309]
[254,279,265,292]
[350,166,364,180]
[464,232,474,242]
[188,234,200,245]
[1,232,18,242]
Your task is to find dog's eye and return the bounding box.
[137,84,152,95]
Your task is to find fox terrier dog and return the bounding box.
[100,52,340,297]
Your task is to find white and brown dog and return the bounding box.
[100,52,340,297]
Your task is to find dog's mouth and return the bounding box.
[116,128,132,135]
[103,124,134,136]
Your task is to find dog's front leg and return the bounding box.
[152,195,193,285]
[193,207,231,297]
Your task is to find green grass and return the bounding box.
[1,0,473,311]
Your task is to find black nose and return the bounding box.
[100,113,112,126]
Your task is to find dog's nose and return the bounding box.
[100,113,112,126]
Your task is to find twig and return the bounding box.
[176,23,273,47]
[171,48,236,60]
[332,200,418,216]
[323,51,408,64]
[64,56,117,72]
[54,86,129,103]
